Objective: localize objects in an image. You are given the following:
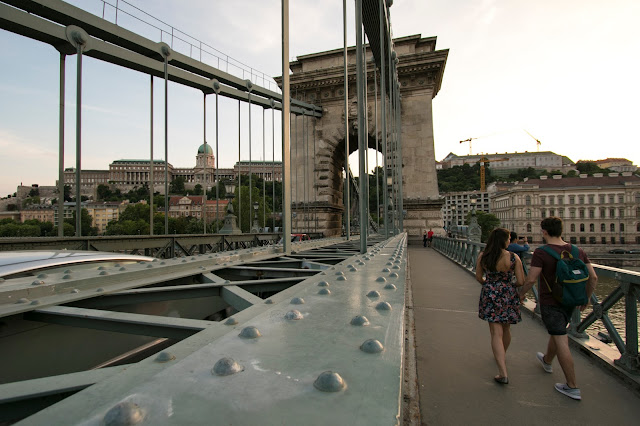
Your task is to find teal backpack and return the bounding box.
[540,245,589,307]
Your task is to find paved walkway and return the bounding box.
[408,246,640,425]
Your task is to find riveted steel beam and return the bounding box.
[221,286,263,312]
[24,306,218,340]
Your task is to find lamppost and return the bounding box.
[219,180,241,234]
[451,204,457,238]
[252,201,259,233]
[468,194,482,243]
[387,174,393,236]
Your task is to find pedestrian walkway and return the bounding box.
[408,246,640,425]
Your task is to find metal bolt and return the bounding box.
[360,339,384,353]
[71,289,79,293]
[285,310,303,320]
[337,276,347,281]
[317,281,330,287]
[99,271,109,275]
[265,299,274,304]
[31,280,45,286]
[392,265,400,270]
[350,315,370,326]
[335,271,344,276]
[103,401,145,426]
[225,317,238,325]
[96,288,104,292]
[318,288,331,295]
[16,298,29,304]
[155,351,175,362]
[313,371,346,392]
[291,297,305,305]
[349,267,358,272]
[384,283,397,290]
[376,301,392,311]
[62,274,72,280]
[389,272,399,278]
[119,267,127,271]
[239,326,261,339]
[37,273,48,279]
[30,300,40,305]
[376,276,387,283]
[212,357,243,376]
[367,291,380,298]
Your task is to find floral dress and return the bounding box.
[478,252,521,324]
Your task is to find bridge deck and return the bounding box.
[409,246,640,424]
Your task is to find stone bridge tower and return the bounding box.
[282,35,448,242]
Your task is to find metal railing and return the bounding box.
[432,236,640,375]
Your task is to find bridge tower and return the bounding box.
[281,35,448,242]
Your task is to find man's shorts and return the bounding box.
[540,304,575,336]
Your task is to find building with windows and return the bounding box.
[440,151,576,177]
[20,206,54,224]
[441,191,491,232]
[491,173,640,245]
[581,158,637,174]
[86,201,128,234]
[168,196,229,221]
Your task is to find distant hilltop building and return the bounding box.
[60,143,282,197]
[577,158,637,173]
[439,151,576,177]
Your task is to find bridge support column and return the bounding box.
[403,199,444,245]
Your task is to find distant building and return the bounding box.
[168,196,229,221]
[52,201,88,227]
[491,172,640,245]
[578,158,637,174]
[440,151,576,177]
[441,191,491,232]
[86,201,129,234]
[20,206,54,224]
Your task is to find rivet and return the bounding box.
[335,271,344,276]
[30,300,40,305]
[376,276,387,283]
[113,264,121,268]
[313,371,346,392]
[119,267,127,271]
[265,299,274,304]
[31,280,45,286]
[285,310,303,320]
[317,281,330,287]
[160,262,166,265]
[182,260,187,263]
[212,357,243,376]
[71,289,80,293]
[337,276,347,281]
[389,272,399,278]
[103,401,145,426]
[96,288,104,292]
[394,260,401,264]
[224,280,231,284]
[349,267,358,272]
[64,269,73,274]
[346,264,354,269]
[191,257,196,260]
[16,298,29,304]
[350,315,370,326]
[384,283,397,290]
[239,326,261,338]
[99,271,109,275]
[37,273,48,279]
[291,297,305,305]
[155,351,176,362]
[392,265,400,270]
[367,291,381,298]
[62,274,72,279]
[386,262,393,266]
[147,264,153,268]
[152,258,158,262]
[360,339,384,353]
[318,288,331,295]
[381,268,390,272]
[225,317,238,325]
[376,301,392,311]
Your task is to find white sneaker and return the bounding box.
[555,383,581,400]
[536,352,553,373]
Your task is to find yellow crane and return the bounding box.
[459,137,477,156]
[524,130,541,151]
[479,155,509,192]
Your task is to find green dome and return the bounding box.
[198,144,213,155]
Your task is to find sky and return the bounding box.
[1,0,639,197]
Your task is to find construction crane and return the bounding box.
[479,155,509,192]
[459,137,477,156]
[524,130,541,151]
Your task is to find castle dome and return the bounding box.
[198,143,213,155]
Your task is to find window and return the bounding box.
[611,237,616,244]
[601,223,606,232]
[589,236,596,244]
[579,209,585,218]
[526,195,531,206]
[621,223,625,232]
[570,237,577,244]
[541,196,546,205]
[570,209,576,218]
[600,194,606,203]
[580,237,586,244]
[621,237,625,244]
[619,208,624,218]
[527,223,532,233]
[600,208,606,218]
[610,208,615,218]
[579,195,585,204]
[526,209,531,219]
[589,223,595,232]
[636,192,640,203]
[557,196,564,205]
[569,195,575,204]
[580,224,585,232]
[602,237,606,244]
[558,209,564,218]
[549,196,554,205]
[610,223,615,232]
[588,195,594,204]
[589,209,595,219]
[637,223,640,232]
[541,209,546,218]
[618,195,624,203]
[571,224,576,232]
[549,209,555,217]
[609,195,615,203]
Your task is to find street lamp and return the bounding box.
[451,204,457,238]
[252,201,259,233]
[468,194,481,242]
[219,179,241,235]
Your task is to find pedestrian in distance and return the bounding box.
[423,230,427,247]
[427,228,434,247]
[476,227,525,385]
[508,231,530,274]
[519,216,597,401]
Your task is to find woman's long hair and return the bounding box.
[480,227,510,272]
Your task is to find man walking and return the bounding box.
[519,217,597,400]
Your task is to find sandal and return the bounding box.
[494,376,509,385]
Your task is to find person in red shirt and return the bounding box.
[427,228,434,247]
[519,217,598,401]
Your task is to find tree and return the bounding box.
[6,204,17,211]
[232,186,271,233]
[97,184,113,201]
[66,208,98,236]
[193,184,203,195]
[170,177,186,195]
[576,162,612,176]
[29,187,39,197]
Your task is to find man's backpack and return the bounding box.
[540,245,589,307]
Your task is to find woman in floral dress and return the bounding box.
[476,227,525,384]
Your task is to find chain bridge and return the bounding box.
[0,1,639,424]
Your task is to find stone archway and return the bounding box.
[283,35,448,241]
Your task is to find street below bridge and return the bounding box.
[408,246,640,425]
